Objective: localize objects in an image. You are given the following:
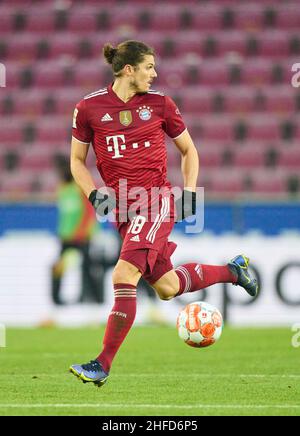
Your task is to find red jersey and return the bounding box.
[72,84,186,218]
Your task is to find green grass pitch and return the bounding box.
[0,326,299,416]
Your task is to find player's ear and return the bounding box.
[123,64,135,76]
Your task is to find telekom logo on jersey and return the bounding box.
[106,135,150,158]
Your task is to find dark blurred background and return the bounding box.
[0,0,300,325]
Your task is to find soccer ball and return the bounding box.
[177,301,223,348]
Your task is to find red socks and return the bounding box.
[97,266,236,371]
[175,263,237,296]
[97,283,136,373]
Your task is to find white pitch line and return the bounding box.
[0,404,299,409]
[0,373,299,378]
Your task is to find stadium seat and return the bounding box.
[35,117,71,143]
[234,6,264,30]
[197,147,223,167]
[2,34,38,61]
[260,31,290,58]
[234,146,265,167]
[242,59,273,85]
[222,87,255,113]
[46,34,79,59]
[54,89,81,115]
[0,118,23,143]
[20,152,53,171]
[74,62,104,88]
[25,13,56,33]
[208,170,244,195]
[217,31,248,56]
[277,6,300,29]
[110,5,141,30]
[192,115,234,141]
[247,115,281,141]
[279,147,300,168]
[0,0,299,198]
[0,10,14,34]
[68,12,97,33]
[263,86,295,113]
[251,170,286,193]
[193,5,222,31]
[180,88,213,114]
[34,62,75,88]
[9,90,45,116]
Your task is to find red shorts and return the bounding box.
[117,193,177,284]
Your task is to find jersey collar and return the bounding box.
[108,83,144,105]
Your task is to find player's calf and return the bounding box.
[152,270,180,300]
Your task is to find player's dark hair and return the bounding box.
[103,40,155,77]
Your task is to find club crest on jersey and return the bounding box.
[119,110,132,126]
[137,106,153,121]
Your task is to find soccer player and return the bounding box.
[69,40,258,387]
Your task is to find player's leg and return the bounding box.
[51,243,69,305]
[51,259,64,305]
[70,258,142,386]
[95,259,141,370]
[152,255,258,300]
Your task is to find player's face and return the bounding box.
[130,55,157,93]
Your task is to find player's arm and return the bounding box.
[173,129,199,192]
[173,129,199,220]
[70,136,96,198]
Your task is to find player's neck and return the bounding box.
[112,80,137,103]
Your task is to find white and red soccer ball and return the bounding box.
[177,301,223,348]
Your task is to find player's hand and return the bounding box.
[175,189,196,222]
[88,189,115,216]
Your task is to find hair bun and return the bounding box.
[103,44,117,64]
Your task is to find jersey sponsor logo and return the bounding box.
[106,135,126,159]
[106,135,151,158]
[119,110,132,126]
[136,105,153,121]
[101,113,113,122]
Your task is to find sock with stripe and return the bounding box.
[97,283,136,373]
[175,263,237,296]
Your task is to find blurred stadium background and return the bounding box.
[0,0,300,327]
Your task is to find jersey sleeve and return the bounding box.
[72,99,93,144]
[163,95,187,139]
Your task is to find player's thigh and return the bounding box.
[151,269,180,300]
[112,259,142,286]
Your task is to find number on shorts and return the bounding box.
[128,216,146,235]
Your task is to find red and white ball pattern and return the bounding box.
[177,301,223,348]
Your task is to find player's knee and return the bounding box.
[112,260,140,285]
[112,266,127,284]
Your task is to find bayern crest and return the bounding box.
[137,106,153,121]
